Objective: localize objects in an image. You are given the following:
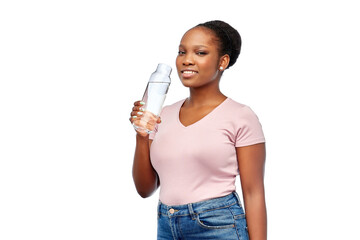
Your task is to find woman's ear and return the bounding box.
[219,54,230,71]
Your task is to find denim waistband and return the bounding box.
[158,192,242,219]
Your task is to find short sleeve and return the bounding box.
[235,106,265,147]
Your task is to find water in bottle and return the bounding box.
[133,63,171,134]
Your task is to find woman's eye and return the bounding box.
[196,51,207,56]
[178,51,185,55]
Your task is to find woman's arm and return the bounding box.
[236,143,267,240]
[130,101,160,198]
[132,135,159,198]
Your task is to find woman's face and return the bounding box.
[176,27,223,88]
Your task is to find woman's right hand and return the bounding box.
[129,101,161,137]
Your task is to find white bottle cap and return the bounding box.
[156,63,172,76]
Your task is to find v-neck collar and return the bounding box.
[177,97,230,128]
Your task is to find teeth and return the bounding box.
[183,71,196,74]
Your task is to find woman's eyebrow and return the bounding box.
[178,44,209,48]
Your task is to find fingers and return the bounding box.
[129,101,146,123]
[129,110,144,123]
[157,116,162,124]
[131,111,158,136]
[129,101,162,127]
[133,101,146,107]
[132,105,145,113]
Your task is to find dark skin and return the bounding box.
[130,27,267,240]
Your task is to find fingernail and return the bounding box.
[139,107,145,111]
[132,116,137,119]
[140,101,145,105]
[137,112,143,115]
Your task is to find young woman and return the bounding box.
[130,20,267,240]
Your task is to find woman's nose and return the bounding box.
[183,54,194,66]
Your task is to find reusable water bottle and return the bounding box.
[133,63,171,134]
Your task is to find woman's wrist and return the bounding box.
[136,132,150,141]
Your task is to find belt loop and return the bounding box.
[188,203,196,220]
[233,191,242,205]
[157,201,161,218]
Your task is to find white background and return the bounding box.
[1,0,359,239]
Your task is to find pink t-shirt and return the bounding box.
[149,98,265,205]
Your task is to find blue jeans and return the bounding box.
[157,192,249,240]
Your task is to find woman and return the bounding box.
[130,20,267,240]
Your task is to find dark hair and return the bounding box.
[196,20,241,69]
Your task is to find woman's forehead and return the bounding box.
[179,27,217,47]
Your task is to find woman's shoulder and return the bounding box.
[226,98,247,109]
[226,98,251,113]
[225,98,261,119]
[160,98,185,115]
[163,98,185,110]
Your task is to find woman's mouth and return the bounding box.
[181,70,198,78]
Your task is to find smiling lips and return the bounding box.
[181,70,198,78]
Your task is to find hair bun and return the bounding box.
[197,20,242,68]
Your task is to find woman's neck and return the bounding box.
[185,83,227,108]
